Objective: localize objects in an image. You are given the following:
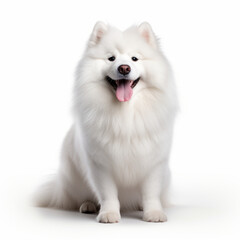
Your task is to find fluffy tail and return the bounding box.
[33,176,56,208]
[33,127,79,210]
[33,175,78,210]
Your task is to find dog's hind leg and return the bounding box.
[34,126,96,210]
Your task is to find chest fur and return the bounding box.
[81,99,170,183]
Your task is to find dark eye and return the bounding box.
[132,56,138,61]
[108,56,115,62]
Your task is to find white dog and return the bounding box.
[36,22,178,223]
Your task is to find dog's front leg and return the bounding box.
[142,165,168,222]
[93,170,120,223]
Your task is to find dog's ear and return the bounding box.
[89,21,108,46]
[138,22,158,49]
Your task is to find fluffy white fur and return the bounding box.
[35,22,178,223]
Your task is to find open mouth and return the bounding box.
[106,76,140,102]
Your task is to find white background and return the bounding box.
[0,0,240,239]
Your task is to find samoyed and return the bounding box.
[36,22,178,223]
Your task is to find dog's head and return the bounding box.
[77,22,169,103]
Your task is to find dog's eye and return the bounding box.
[108,56,115,62]
[132,57,138,61]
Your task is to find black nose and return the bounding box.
[118,65,131,75]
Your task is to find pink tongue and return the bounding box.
[116,81,133,102]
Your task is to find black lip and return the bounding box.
[106,76,118,90]
[106,76,140,91]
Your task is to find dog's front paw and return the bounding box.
[143,210,167,222]
[97,211,121,223]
